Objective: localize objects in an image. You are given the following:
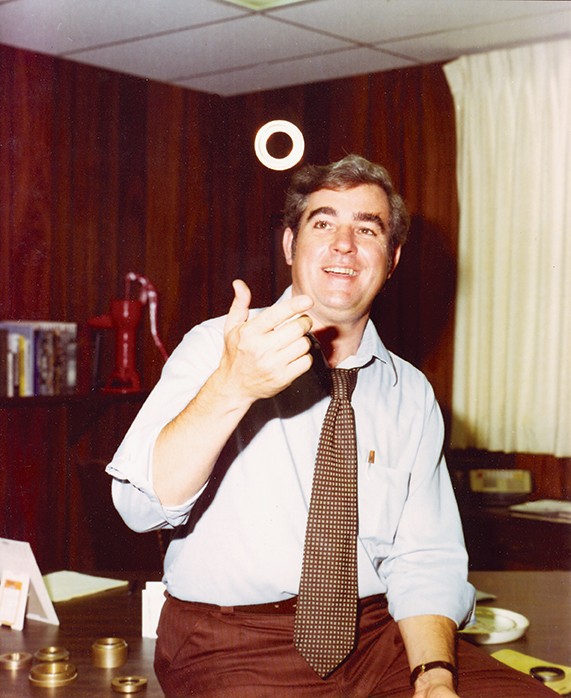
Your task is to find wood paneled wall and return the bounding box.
[1,43,569,510]
[0,46,218,389]
[1,44,460,399]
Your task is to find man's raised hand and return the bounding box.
[221,280,314,404]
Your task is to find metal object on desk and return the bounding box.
[28,662,78,687]
[34,646,70,662]
[112,675,148,693]
[529,665,566,683]
[0,570,163,697]
[0,652,33,670]
[92,637,128,668]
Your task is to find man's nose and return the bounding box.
[331,227,356,253]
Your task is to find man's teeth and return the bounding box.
[325,267,357,276]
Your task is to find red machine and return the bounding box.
[88,273,168,393]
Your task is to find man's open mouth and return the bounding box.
[324,266,357,277]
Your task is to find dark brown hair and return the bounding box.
[282,154,410,264]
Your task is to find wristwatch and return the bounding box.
[410,661,458,687]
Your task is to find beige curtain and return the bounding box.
[444,39,571,457]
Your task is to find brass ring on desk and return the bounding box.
[0,651,33,670]
[92,637,128,668]
[530,665,566,683]
[92,637,129,668]
[111,675,148,693]
[34,646,70,662]
[29,662,78,687]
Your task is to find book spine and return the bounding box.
[6,333,19,397]
[53,325,77,395]
[6,350,14,398]
[35,329,55,396]
[64,326,77,394]
[18,333,33,397]
[0,329,8,397]
[0,321,78,396]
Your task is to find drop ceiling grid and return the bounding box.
[0,0,569,95]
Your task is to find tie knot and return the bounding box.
[330,368,359,402]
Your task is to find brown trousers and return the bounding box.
[154,594,554,697]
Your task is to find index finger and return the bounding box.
[252,294,313,334]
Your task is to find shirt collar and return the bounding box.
[277,286,399,386]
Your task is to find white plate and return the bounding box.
[460,606,529,645]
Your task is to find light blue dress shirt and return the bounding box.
[107,288,475,626]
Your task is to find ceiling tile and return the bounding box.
[0,0,248,54]
[270,0,570,44]
[67,14,352,81]
[0,0,569,96]
[381,9,571,64]
[224,0,305,8]
[176,46,414,95]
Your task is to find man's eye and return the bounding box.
[314,220,331,229]
[358,227,376,236]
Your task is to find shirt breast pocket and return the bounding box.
[358,465,410,557]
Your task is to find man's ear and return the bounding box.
[387,245,402,279]
[282,227,294,266]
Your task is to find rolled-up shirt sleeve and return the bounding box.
[105,319,225,532]
[379,378,475,627]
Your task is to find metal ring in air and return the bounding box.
[254,120,304,171]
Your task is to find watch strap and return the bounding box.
[409,660,458,687]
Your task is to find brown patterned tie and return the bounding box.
[294,367,360,678]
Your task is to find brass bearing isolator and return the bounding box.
[111,675,148,693]
[92,637,129,668]
[34,646,70,663]
[0,651,33,670]
[28,662,78,687]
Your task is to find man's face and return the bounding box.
[282,184,401,331]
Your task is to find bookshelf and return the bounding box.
[0,321,78,398]
[0,391,148,444]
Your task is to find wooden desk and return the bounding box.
[0,572,569,697]
[468,571,571,667]
[0,573,163,697]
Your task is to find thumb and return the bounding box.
[225,279,251,332]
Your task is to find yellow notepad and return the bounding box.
[43,571,128,603]
[492,649,571,695]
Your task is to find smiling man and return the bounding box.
[107,155,553,698]
[282,181,401,364]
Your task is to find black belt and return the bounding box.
[168,593,387,616]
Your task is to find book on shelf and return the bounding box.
[509,499,571,524]
[0,329,9,397]
[0,320,77,397]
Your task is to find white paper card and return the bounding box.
[141,581,166,638]
[43,570,128,602]
[0,570,30,630]
[0,538,59,626]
